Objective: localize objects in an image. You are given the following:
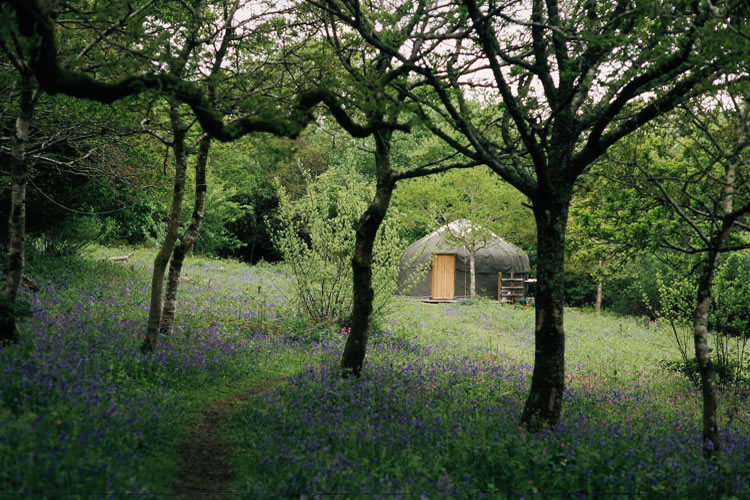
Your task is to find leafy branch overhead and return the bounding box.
[4,0,412,142]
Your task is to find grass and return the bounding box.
[2,247,309,495]
[1,246,748,496]
[227,302,750,496]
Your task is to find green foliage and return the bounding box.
[111,196,168,245]
[601,255,670,317]
[392,166,535,249]
[0,295,31,324]
[564,272,597,308]
[29,215,116,258]
[188,176,247,256]
[272,166,403,325]
[659,357,750,392]
[711,251,750,338]
[647,273,697,382]
[646,267,750,391]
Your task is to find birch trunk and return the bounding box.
[156,2,236,336]
[141,101,188,352]
[1,78,34,344]
[159,135,210,334]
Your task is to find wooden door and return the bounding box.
[431,254,455,299]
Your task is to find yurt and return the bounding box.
[397,220,530,300]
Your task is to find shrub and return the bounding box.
[651,270,750,391]
[29,216,115,258]
[191,181,247,256]
[564,272,597,308]
[603,255,672,317]
[711,252,750,337]
[271,166,403,326]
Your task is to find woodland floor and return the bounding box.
[172,377,287,498]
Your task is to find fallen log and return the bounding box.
[108,252,134,263]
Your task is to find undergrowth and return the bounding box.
[1,247,748,496]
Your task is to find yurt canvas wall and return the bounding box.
[397,221,530,300]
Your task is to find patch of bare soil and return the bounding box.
[172,377,286,498]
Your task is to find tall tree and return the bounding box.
[140,0,234,351]
[584,93,750,455]
[1,0,361,350]
[0,65,34,344]
[0,0,160,343]
[332,0,748,426]
[160,0,245,336]
[657,96,750,457]
[304,0,479,376]
[143,0,319,349]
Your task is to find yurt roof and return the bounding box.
[400,219,529,274]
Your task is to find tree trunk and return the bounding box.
[1,78,34,345]
[159,135,210,335]
[340,130,394,377]
[141,101,188,352]
[521,194,569,428]
[595,280,602,314]
[691,157,737,456]
[693,253,720,456]
[469,251,477,298]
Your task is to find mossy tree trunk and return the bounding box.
[156,0,235,337]
[141,101,188,352]
[691,158,738,456]
[693,248,721,456]
[1,75,34,345]
[159,135,209,334]
[468,251,477,298]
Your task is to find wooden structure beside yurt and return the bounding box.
[397,220,530,301]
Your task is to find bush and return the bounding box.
[711,252,750,337]
[564,272,597,308]
[191,180,247,256]
[29,216,116,258]
[660,357,749,392]
[271,166,403,326]
[603,255,672,317]
[651,269,750,392]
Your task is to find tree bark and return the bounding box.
[341,130,395,377]
[141,101,188,352]
[595,280,602,314]
[469,251,477,298]
[521,192,569,428]
[691,157,737,456]
[159,135,210,334]
[1,77,34,345]
[693,251,720,456]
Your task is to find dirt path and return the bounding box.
[172,377,286,498]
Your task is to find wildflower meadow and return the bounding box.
[0,248,748,496]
